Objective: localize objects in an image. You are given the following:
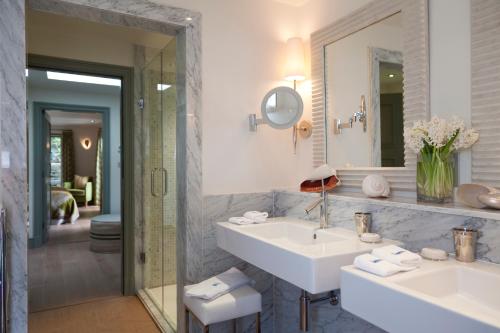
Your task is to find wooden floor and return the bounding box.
[29,206,121,312]
[29,296,160,333]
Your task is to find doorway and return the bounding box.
[0,1,201,331]
[27,68,122,312]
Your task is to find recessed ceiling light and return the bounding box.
[90,120,96,124]
[157,84,171,91]
[388,74,395,78]
[186,17,193,21]
[46,71,121,87]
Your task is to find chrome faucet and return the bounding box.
[304,180,329,229]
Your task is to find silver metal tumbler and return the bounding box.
[354,212,372,236]
[452,227,477,263]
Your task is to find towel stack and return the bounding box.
[354,245,422,277]
[185,267,253,301]
[228,211,269,225]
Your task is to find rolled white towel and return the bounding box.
[228,217,254,225]
[354,254,410,277]
[185,267,252,300]
[372,245,422,268]
[243,211,269,223]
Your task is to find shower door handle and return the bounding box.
[162,168,167,196]
[151,168,159,197]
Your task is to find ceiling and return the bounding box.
[46,110,102,127]
[27,9,173,51]
[27,68,121,96]
[272,0,312,6]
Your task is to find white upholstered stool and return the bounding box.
[184,285,262,333]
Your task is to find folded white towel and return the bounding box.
[354,254,410,277]
[185,267,252,300]
[243,211,269,223]
[228,217,255,225]
[372,245,422,268]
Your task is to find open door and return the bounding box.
[42,111,51,244]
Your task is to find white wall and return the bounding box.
[152,0,470,194]
[28,87,122,214]
[152,0,380,194]
[28,0,472,196]
[429,0,471,184]
[52,125,101,180]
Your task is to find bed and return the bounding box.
[51,188,80,224]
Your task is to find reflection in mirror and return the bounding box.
[379,61,404,167]
[325,12,403,168]
[261,86,303,129]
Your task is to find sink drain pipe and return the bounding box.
[299,289,339,331]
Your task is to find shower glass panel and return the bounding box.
[142,37,177,331]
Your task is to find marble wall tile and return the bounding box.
[201,193,275,333]
[274,279,384,333]
[202,192,274,278]
[273,190,500,332]
[0,1,28,332]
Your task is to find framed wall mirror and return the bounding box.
[311,0,430,192]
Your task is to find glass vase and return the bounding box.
[417,152,455,203]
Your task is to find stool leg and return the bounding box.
[256,312,261,333]
[233,319,237,333]
[203,325,209,333]
[185,306,190,333]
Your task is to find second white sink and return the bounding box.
[217,217,398,294]
[341,259,500,332]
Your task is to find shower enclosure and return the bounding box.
[141,38,178,331]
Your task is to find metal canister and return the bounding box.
[452,227,477,263]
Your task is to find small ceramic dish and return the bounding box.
[359,233,381,243]
[478,192,500,210]
[421,247,448,261]
[456,184,498,208]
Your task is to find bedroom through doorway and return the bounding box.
[27,67,122,312]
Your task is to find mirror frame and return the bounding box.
[261,86,304,129]
[471,0,500,188]
[311,0,429,192]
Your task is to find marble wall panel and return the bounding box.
[273,190,500,332]
[0,1,28,332]
[201,193,274,333]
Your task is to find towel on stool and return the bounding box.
[243,211,268,223]
[372,245,422,268]
[185,267,252,301]
[354,254,412,277]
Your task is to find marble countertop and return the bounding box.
[274,189,500,221]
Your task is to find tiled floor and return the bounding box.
[146,284,177,328]
[29,296,160,333]
[29,206,121,312]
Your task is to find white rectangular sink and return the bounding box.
[341,259,500,332]
[216,217,399,294]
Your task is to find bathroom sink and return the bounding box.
[216,218,399,294]
[341,259,500,333]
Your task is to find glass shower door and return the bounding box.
[142,38,177,330]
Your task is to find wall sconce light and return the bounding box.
[284,37,306,90]
[284,37,312,153]
[81,138,92,150]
